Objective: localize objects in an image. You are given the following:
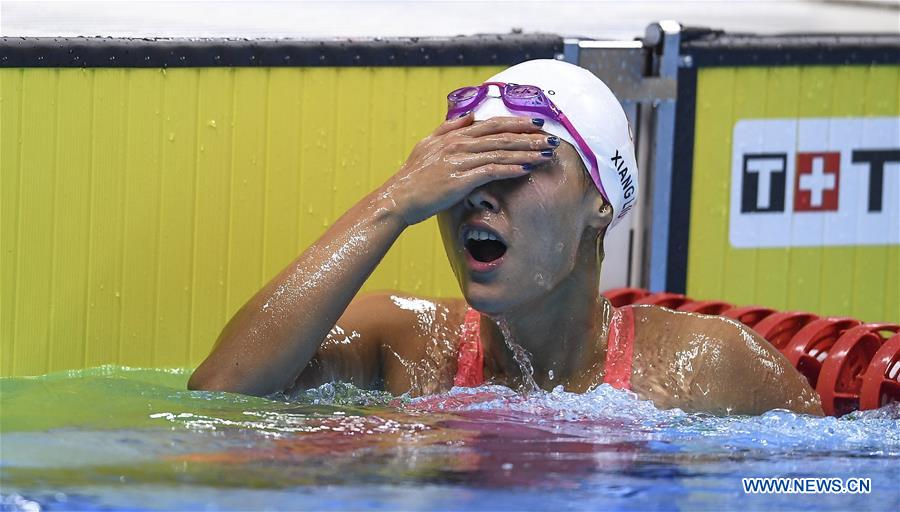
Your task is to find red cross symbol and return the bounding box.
[794,152,840,212]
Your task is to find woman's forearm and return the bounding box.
[188,186,407,395]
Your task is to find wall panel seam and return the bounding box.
[187,70,202,364]
[116,71,132,364]
[10,69,26,374]
[291,71,306,257]
[151,70,167,366]
[224,68,237,322]
[81,69,97,370]
[47,69,61,373]
[260,68,272,286]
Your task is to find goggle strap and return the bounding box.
[556,113,609,203]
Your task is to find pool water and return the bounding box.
[1,366,898,511]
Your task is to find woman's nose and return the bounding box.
[465,186,500,213]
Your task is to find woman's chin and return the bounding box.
[461,283,516,316]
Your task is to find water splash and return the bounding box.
[495,318,539,392]
[408,383,900,454]
[284,380,393,408]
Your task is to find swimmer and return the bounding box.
[189,60,823,416]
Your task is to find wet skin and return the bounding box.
[189,114,823,416]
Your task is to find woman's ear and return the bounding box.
[585,194,613,232]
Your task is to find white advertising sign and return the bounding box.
[730,117,900,248]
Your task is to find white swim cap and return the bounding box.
[471,59,639,229]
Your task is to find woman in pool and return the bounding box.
[189,60,823,416]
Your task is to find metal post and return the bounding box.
[574,25,679,291]
[561,38,580,64]
[574,39,648,290]
[645,20,682,292]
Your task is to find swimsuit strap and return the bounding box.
[454,307,484,387]
[603,305,635,390]
[453,305,636,390]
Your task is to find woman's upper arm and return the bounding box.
[698,317,824,416]
[290,291,400,391]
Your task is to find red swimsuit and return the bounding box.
[453,306,636,390]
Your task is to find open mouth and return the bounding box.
[464,229,508,263]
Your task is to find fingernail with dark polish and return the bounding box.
[532,118,545,127]
[541,149,554,157]
[547,136,560,147]
[522,163,534,171]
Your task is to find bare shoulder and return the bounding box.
[356,291,467,343]
[293,292,467,394]
[630,305,823,415]
[358,292,468,395]
[339,292,465,332]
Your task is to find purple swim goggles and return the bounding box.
[445,82,607,201]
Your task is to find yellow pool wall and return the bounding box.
[1,66,501,376]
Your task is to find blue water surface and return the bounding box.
[1,366,898,511]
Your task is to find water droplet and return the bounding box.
[168,133,175,141]
[207,119,217,128]
[548,369,555,381]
